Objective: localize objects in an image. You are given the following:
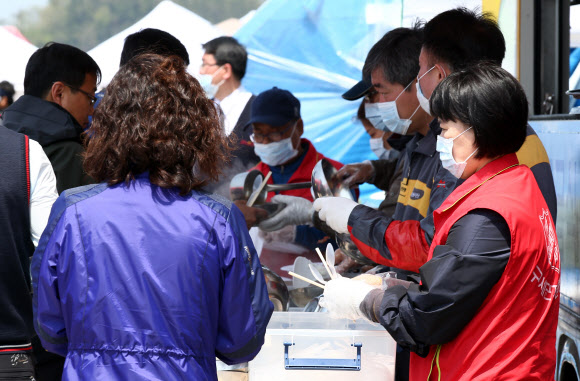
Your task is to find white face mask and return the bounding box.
[416,65,446,116]
[374,80,420,135]
[364,102,387,131]
[364,81,419,135]
[197,66,225,99]
[252,125,299,166]
[369,136,391,160]
[436,126,478,178]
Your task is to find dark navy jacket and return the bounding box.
[348,120,460,273]
[1,95,94,194]
[0,127,35,346]
[31,176,273,380]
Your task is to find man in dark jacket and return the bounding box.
[315,8,557,271]
[0,41,100,380]
[2,42,101,194]
[200,37,260,196]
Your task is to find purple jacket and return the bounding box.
[31,176,273,380]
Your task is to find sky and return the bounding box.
[2,0,48,23]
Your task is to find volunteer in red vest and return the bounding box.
[235,86,347,250]
[319,64,560,380]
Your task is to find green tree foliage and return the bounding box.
[16,0,264,51]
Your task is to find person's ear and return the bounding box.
[296,118,304,136]
[50,82,66,105]
[435,63,449,80]
[222,63,233,80]
[0,96,8,109]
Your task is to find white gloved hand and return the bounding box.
[258,195,313,232]
[312,197,359,234]
[320,277,376,320]
[335,161,375,188]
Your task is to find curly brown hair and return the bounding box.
[84,54,233,194]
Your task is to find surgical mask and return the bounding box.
[253,126,299,166]
[364,81,419,135]
[375,80,421,135]
[370,136,391,160]
[416,65,446,115]
[197,67,225,99]
[364,102,387,131]
[436,126,478,178]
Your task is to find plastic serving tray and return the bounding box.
[248,312,395,380]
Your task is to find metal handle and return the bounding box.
[283,342,362,371]
[265,182,312,192]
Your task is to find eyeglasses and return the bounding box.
[65,84,97,105]
[251,121,297,144]
[200,62,219,68]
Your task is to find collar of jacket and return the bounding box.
[406,120,438,158]
[439,153,519,212]
[1,95,83,146]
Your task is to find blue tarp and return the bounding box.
[235,0,403,206]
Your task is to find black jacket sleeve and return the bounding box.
[369,157,400,191]
[359,208,511,356]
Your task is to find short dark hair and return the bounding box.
[202,36,247,81]
[363,24,423,90]
[24,42,101,98]
[0,81,15,105]
[423,8,505,71]
[85,54,233,195]
[430,63,528,159]
[120,28,189,66]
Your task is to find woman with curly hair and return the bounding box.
[31,54,273,380]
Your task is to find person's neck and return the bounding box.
[413,113,432,136]
[214,79,241,102]
[462,155,499,179]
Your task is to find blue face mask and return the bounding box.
[436,126,478,178]
[197,66,225,99]
[252,124,299,166]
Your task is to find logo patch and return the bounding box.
[436,180,446,188]
[410,188,424,200]
[539,208,560,272]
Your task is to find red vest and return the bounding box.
[252,138,344,202]
[411,154,560,381]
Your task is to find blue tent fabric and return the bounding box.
[235,0,403,206]
[570,48,580,109]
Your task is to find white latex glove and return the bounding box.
[320,277,376,320]
[312,197,359,235]
[258,195,314,232]
[335,160,375,188]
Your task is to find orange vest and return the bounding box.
[411,153,560,381]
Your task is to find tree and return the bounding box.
[16,0,264,51]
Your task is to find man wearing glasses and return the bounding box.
[2,42,101,194]
[199,37,260,196]
[235,87,349,251]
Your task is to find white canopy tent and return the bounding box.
[571,5,580,48]
[0,27,37,93]
[88,0,220,88]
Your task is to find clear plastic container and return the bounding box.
[248,312,395,380]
